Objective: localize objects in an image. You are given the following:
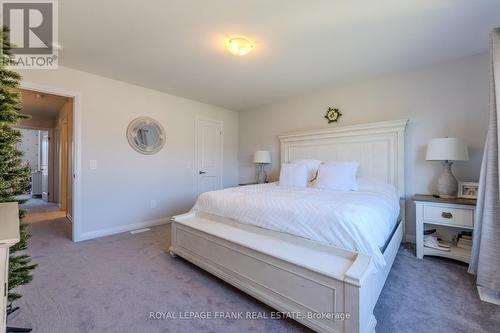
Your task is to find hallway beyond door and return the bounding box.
[17,194,67,224]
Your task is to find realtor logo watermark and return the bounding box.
[1,0,58,69]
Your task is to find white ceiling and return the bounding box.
[16,88,68,117]
[58,0,500,111]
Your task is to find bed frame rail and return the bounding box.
[169,212,403,333]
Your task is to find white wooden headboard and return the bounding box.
[279,119,408,198]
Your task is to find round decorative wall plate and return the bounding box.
[324,107,342,124]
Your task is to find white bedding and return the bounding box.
[192,179,400,271]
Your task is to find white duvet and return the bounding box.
[192,179,400,271]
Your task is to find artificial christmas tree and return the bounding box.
[0,26,37,330]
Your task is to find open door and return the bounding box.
[40,131,49,201]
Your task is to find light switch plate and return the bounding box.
[90,160,97,170]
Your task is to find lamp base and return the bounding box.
[436,161,458,198]
[256,164,268,184]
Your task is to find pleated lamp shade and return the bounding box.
[253,150,271,164]
[426,138,468,161]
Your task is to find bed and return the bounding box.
[169,119,408,333]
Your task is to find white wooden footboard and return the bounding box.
[169,212,402,333]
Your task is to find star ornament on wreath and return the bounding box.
[324,107,342,124]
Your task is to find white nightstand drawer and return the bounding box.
[423,205,473,227]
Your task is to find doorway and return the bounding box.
[14,88,75,239]
[41,130,50,201]
[195,117,223,196]
[16,128,59,214]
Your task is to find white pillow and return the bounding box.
[315,161,359,191]
[279,163,309,188]
[291,159,322,181]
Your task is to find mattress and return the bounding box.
[192,179,400,271]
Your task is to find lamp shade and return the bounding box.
[253,150,271,164]
[426,138,468,161]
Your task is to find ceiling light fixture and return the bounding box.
[226,37,255,56]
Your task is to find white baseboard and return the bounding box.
[77,217,170,242]
[478,286,500,305]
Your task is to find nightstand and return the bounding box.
[413,194,476,263]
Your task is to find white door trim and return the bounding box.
[20,81,83,242]
[195,116,223,196]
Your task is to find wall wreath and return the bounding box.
[324,107,342,124]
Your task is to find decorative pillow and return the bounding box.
[291,159,322,181]
[314,161,359,191]
[279,163,309,188]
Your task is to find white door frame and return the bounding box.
[20,82,82,242]
[40,130,50,202]
[194,116,223,196]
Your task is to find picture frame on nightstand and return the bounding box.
[458,182,479,199]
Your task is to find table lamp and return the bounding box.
[253,150,271,183]
[426,138,468,198]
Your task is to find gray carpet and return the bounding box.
[8,220,499,333]
[17,195,60,214]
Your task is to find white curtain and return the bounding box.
[468,28,500,298]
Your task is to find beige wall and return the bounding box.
[238,53,489,241]
[19,66,239,240]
